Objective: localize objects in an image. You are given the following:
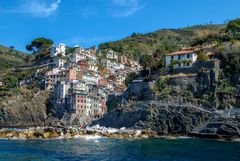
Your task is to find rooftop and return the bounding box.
[165,49,198,56]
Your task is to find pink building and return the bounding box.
[66,67,82,81]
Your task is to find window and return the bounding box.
[178,55,181,60]
[187,63,190,66]
[171,56,174,60]
[187,54,190,58]
[188,53,192,58]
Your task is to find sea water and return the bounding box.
[0,137,239,161]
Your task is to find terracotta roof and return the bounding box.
[165,50,196,56]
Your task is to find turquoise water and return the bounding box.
[0,137,239,161]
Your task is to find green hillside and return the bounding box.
[0,45,27,71]
[99,24,226,58]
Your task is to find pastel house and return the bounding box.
[165,49,198,69]
[51,43,66,57]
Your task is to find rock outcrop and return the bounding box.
[93,101,210,136]
[189,117,240,140]
[0,90,51,127]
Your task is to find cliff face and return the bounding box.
[94,101,210,135]
[96,59,240,139]
[0,90,51,127]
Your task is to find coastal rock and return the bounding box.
[0,90,51,127]
[93,102,210,136]
[192,117,240,140]
[18,132,26,139]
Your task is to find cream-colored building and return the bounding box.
[51,43,66,57]
[165,50,198,69]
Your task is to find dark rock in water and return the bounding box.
[93,101,210,136]
[194,117,240,140]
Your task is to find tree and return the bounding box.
[226,18,240,33]
[65,47,77,55]
[139,53,157,79]
[9,46,14,53]
[226,18,240,40]
[26,37,53,53]
[153,48,168,60]
[26,38,53,61]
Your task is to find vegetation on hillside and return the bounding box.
[0,45,27,71]
[99,24,225,59]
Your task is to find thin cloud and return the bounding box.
[22,0,61,17]
[76,0,145,18]
[0,0,61,17]
[110,0,145,17]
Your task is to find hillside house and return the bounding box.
[53,56,67,68]
[118,55,128,64]
[101,59,125,72]
[77,60,89,70]
[129,59,141,71]
[67,92,87,115]
[165,49,198,69]
[66,67,82,81]
[88,59,98,72]
[45,68,66,90]
[115,73,126,85]
[82,73,99,85]
[98,78,108,86]
[106,50,118,60]
[0,81,5,86]
[70,53,87,63]
[53,81,70,111]
[51,43,66,57]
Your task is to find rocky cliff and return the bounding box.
[0,90,51,127]
[97,58,240,139]
[94,101,210,135]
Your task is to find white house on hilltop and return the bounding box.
[51,43,66,57]
[165,49,198,69]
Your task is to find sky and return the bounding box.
[0,0,240,52]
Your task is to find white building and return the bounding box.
[53,57,67,68]
[51,43,66,57]
[165,50,198,69]
[54,81,70,99]
[107,82,114,92]
[115,73,126,85]
[70,80,89,92]
[82,73,99,85]
[106,50,118,60]
[69,53,87,63]
[53,81,70,112]
[88,59,98,72]
[0,81,4,86]
[45,68,66,90]
[101,59,124,72]
[86,95,92,116]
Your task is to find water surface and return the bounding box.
[0,137,239,161]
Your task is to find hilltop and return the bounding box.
[99,24,226,58]
[0,45,27,73]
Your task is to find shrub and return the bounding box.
[152,76,170,95]
[125,72,138,86]
[197,52,209,61]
